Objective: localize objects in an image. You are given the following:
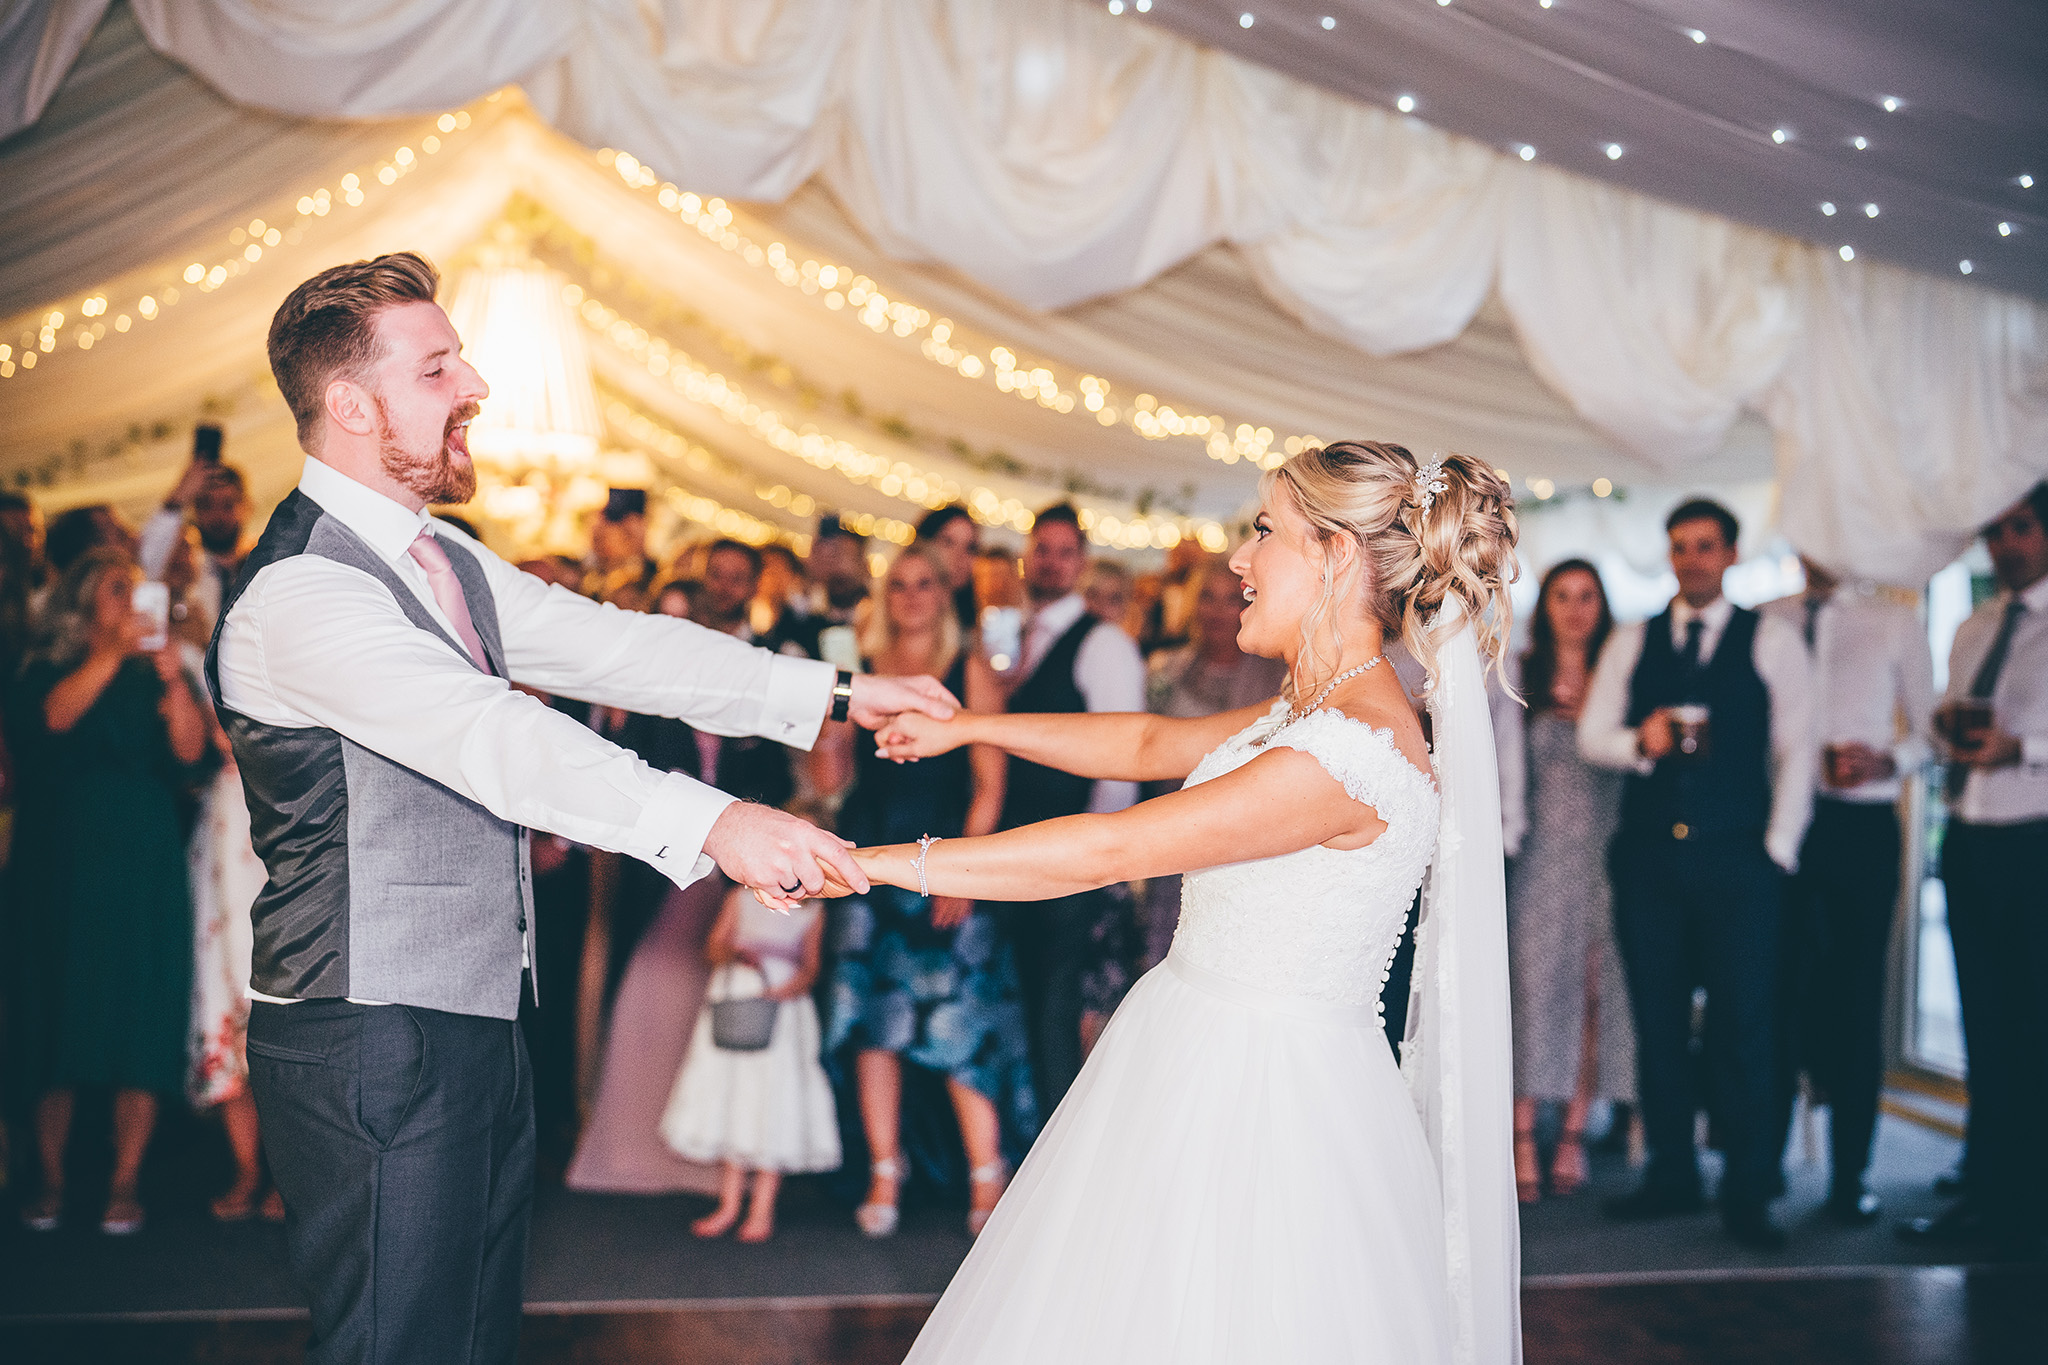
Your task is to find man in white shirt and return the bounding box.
[997,503,1147,1111]
[215,253,954,1365]
[1901,483,2048,1257]
[1579,499,1814,1251]
[1760,561,1934,1225]
[138,441,251,635]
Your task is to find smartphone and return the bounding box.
[133,580,170,651]
[980,605,1022,673]
[192,423,224,463]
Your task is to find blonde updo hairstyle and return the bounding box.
[1262,440,1519,696]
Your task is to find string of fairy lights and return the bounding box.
[595,149,1313,475]
[1,107,486,382]
[6,93,1631,528]
[586,146,1619,518]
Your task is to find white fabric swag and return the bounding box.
[6,0,2046,584]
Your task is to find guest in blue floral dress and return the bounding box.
[818,545,1034,1238]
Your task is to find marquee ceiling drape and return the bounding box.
[2,0,2044,586]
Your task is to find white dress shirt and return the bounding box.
[139,504,235,634]
[1020,591,1147,813]
[1943,573,2048,825]
[216,459,835,893]
[1758,588,1935,806]
[1578,595,1816,871]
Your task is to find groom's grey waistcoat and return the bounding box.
[204,490,534,1020]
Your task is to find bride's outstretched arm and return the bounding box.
[849,745,1383,902]
[874,699,1277,785]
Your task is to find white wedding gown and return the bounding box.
[905,702,1460,1364]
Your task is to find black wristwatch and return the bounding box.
[830,669,854,723]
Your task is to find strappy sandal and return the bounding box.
[1514,1130,1542,1204]
[966,1160,1008,1237]
[856,1156,903,1238]
[1550,1126,1590,1197]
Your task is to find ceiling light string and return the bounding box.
[0,104,491,383]
[574,281,1231,553]
[595,149,1297,473]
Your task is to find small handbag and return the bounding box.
[708,964,779,1052]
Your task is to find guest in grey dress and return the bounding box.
[1139,561,1288,968]
[1497,559,1636,1202]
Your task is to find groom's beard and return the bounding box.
[375,395,480,506]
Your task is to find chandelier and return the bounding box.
[444,232,627,555]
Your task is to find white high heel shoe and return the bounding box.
[856,1156,904,1238]
[966,1160,1008,1237]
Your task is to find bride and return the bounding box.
[846,442,1524,1364]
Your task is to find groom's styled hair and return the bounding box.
[268,251,442,449]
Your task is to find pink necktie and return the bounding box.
[407,529,491,672]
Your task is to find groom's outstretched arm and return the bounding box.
[462,527,954,748]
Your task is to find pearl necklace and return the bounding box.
[1253,655,1385,745]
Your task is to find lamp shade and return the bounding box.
[444,263,602,470]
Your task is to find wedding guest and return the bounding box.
[753,543,807,638]
[1761,558,1934,1225]
[0,490,41,579]
[782,519,871,669]
[139,449,251,635]
[43,503,135,575]
[582,487,657,606]
[182,606,279,1222]
[685,539,800,807]
[820,544,1032,1237]
[1497,560,1635,1203]
[1080,558,1135,639]
[659,886,839,1242]
[972,545,1023,615]
[1137,539,1215,654]
[1901,484,2048,1256]
[994,504,1146,1114]
[0,494,39,678]
[1139,561,1287,966]
[1581,498,1814,1250]
[916,504,981,630]
[6,549,210,1235]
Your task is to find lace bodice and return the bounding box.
[1169,702,1440,1012]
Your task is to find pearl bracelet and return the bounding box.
[914,833,942,898]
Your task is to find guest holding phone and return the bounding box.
[5,548,211,1235]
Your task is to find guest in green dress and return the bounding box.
[6,548,211,1235]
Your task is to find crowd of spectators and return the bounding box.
[1,448,2041,1260]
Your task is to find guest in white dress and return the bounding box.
[660,885,841,1242]
[167,535,282,1223]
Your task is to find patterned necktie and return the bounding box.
[1969,598,2026,699]
[407,529,491,673]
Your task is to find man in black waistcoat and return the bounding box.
[995,505,1146,1114]
[1580,499,1814,1250]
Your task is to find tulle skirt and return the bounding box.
[659,966,842,1175]
[905,952,1454,1365]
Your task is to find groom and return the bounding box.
[207,252,955,1364]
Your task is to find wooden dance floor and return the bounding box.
[3,1267,2041,1364]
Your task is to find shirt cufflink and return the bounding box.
[630,774,735,889]
[761,653,837,750]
